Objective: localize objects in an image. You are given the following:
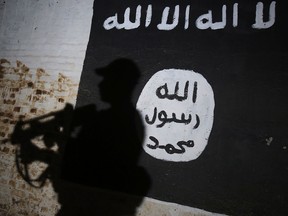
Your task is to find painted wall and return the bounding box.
[0,1,225,216]
[76,0,288,215]
[2,1,287,216]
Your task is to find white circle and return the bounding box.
[136,69,215,162]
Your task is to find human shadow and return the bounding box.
[10,59,151,216]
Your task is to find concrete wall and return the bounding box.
[0,1,93,215]
[0,1,225,215]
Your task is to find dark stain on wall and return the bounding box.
[0,59,78,142]
[0,58,78,215]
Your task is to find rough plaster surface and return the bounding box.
[0,0,92,81]
[0,1,93,215]
[0,1,225,215]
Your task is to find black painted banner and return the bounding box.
[75,1,288,215]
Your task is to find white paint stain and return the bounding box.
[265,137,273,146]
[136,69,215,162]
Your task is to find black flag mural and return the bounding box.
[75,0,288,215]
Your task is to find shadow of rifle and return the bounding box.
[10,103,74,188]
[8,58,151,216]
[8,102,150,216]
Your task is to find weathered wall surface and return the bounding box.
[0,1,225,215]
[0,0,93,215]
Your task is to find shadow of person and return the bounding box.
[10,58,150,216]
[57,58,151,215]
